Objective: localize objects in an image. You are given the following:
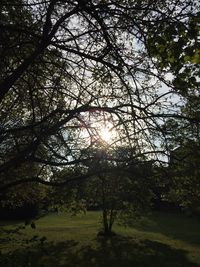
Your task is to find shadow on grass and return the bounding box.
[0,235,199,267]
[129,212,200,245]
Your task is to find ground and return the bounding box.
[0,211,200,267]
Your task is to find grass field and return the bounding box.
[0,211,200,267]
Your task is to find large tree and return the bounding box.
[0,0,199,191]
[161,92,200,214]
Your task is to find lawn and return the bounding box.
[0,211,200,267]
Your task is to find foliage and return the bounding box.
[146,1,200,97]
[161,84,200,214]
[0,0,199,192]
[79,146,155,234]
[0,162,47,219]
[168,142,200,214]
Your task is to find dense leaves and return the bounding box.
[168,142,200,214]
[146,2,200,97]
[0,0,199,195]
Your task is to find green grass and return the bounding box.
[0,211,200,267]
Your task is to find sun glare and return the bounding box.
[99,127,112,142]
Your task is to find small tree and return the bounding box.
[83,146,155,236]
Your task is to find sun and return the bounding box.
[99,127,112,142]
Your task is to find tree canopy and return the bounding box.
[0,0,199,190]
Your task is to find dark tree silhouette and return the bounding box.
[0,0,199,190]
